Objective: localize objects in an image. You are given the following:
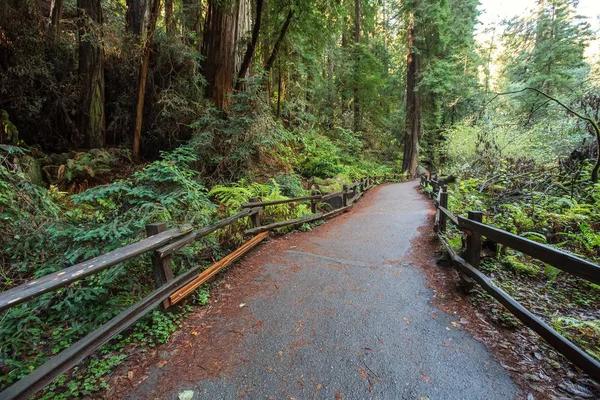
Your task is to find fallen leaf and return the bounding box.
[316,383,322,389]
[178,390,194,400]
[239,303,246,308]
[127,371,134,380]
[191,331,198,336]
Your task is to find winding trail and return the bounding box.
[123,181,519,400]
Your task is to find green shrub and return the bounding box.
[0,145,215,391]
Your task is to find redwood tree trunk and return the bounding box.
[353,0,360,133]
[132,0,161,161]
[202,0,240,110]
[78,0,105,148]
[402,12,420,176]
[50,0,64,44]
[126,0,150,36]
[235,0,263,91]
[164,0,175,35]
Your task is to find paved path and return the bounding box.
[125,181,519,400]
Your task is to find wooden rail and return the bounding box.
[0,226,193,312]
[0,173,389,399]
[240,195,321,208]
[419,175,600,381]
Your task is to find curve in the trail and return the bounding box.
[124,181,519,400]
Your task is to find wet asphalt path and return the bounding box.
[125,181,519,400]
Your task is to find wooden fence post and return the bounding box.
[462,210,482,292]
[310,190,318,214]
[146,222,174,309]
[342,185,348,207]
[439,186,448,233]
[249,198,261,228]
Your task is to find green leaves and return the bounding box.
[0,145,216,392]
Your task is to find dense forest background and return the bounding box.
[1,0,600,397]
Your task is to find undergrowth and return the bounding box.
[0,121,392,396]
[436,161,600,363]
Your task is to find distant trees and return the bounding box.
[400,0,480,176]
[500,0,593,111]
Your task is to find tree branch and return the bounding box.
[492,87,600,183]
[264,9,293,73]
[235,0,263,91]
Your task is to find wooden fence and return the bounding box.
[420,175,600,381]
[0,174,404,399]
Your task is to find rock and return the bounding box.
[21,155,44,186]
[178,390,195,400]
[416,165,428,176]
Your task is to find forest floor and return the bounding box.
[104,181,528,399]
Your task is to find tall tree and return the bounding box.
[126,0,150,36]
[132,0,161,161]
[501,0,592,98]
[353,0,360,133]
[50,0,64,44]
[164,0,175,34]
[236,0,263,91]
[77,0,105,148]
[202,0,241,110]
[402,10,420,176]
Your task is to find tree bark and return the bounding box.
[201,0,240,110]
[402,12,420,176]
[164,0,175,35]
[353,0,360,132]
[235,0,263,91]
[277,56,282,117]
[132,0,161,161]
[234,0,252,74]
[126,0,151,36]
[264,9,293,73]
[78,0,105,149]
[50,0,64,44]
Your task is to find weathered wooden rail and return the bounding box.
[0,173,401,399]
[420,175,600,381]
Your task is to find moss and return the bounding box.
[504,254,540,276]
